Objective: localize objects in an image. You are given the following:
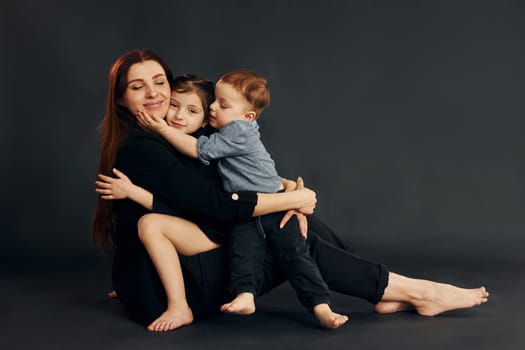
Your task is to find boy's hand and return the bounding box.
[95,168,134,200]
[136,109,168,134]
[281,178,297,192]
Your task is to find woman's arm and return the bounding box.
[97,170,316,219]
[115,129,315,222]
[97,171,315,224]
[262,182,316,217]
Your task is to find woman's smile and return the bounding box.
[143,100,165,109]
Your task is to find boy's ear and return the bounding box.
[244,111,257,121]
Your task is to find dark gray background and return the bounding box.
[1,1,523,350]
[1,0,522,269]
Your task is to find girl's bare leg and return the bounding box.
[138,213,220,332]
[379,272,489,316]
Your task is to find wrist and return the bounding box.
[288,190,304,209]
[157,125,169,135]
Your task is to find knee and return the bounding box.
[275,240,308,262]
[137,214,161,242]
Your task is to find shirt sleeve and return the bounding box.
[115,129,257,222]
[197,122,251,164]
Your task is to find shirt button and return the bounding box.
[231,193,239,200]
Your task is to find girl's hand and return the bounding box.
[95,168,133,200]
[136,109,168,134]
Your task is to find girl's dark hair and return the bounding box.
[172,74,215,121]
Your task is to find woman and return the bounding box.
[93,49,489,330]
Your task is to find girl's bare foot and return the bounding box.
[220,292,256,315]
[413,284,489,316]
[147,305,194,332]
[374,301,413,314]
[313,304,349,329]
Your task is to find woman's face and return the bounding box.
[166,91,206,134]
[121,60,171,119]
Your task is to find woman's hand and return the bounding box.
[294,177,317,215]
[95,168,133,200]
[279,177,315,238]
[136,109,168,134]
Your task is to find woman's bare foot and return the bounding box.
[412,284,489,316]
[374,301,413,314]
[107,290,118,299]
[220,292,256,315]
[313,304,349,329]
[147,305,194,332]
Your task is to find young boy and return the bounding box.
[135,71,348,329]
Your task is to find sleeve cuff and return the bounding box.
[197,136,211,165]
[234,191,258,220]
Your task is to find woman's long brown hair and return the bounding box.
[92,49,173,252]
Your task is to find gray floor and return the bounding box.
[1,257,522,350]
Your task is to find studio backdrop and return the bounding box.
[1,0,522,269]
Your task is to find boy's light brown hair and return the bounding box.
[218,71,270,118]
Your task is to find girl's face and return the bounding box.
[166,91,206,134]
[121,60,171,119]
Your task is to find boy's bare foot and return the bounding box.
[313,304,349,329]
[413,284,489,316]
[147,305,194,332]
[374,301,413,314]
[220,292,256,315]
[107,290,118,299]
